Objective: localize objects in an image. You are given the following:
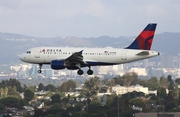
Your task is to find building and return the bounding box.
[135,112,180,117]
[45,69,54,78]
[160,55,174,68]
[112,84,149,95]
[129,68,147,76]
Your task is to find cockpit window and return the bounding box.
[26,51,31,54]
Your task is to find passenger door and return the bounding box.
[35,49,40,58]
[121,50,127,60]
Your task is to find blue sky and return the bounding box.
[0,0,180,37]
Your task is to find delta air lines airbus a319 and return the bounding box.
[19,23,159,75]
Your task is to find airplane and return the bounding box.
[19,23,159,75]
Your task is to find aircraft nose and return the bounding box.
[19,54,25,61]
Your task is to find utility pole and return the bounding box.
[118,96,119,117]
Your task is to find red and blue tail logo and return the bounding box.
[126,23,157,50]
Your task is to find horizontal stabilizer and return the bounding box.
[136,51,149,56]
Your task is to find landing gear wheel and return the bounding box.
[77,69,84,75]
[87,69,93,75]
[38,70,42,73]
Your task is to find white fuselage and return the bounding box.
[19,47,159,66]
[19,23,159,75]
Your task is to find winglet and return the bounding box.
[126,23,157,50]
[79,50,83,54]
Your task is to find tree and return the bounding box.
[110,78,116,86]
[24,88,34,101]
[175,78,180,85]
[45,84,56,92]
[4,87,8,97]
[165,100,177,111]
[44,114,56,117]
[101,78,116,87]
[88,101,102,112]
[0,88,3,98]
[8,86,21,99]
[28,86,36,92]
[157,87,167,99]
[73,102,83,112]
[0,103,5,110]
[51,94,61,104]
[0,78,23,92]
[22,112,31,117]
[81,77,100,98]
[160,76,170,89]
[129,98,145,107]
[106,94,117,105]
[43,104,68,116]
[114,72,139,86]
[34,109,43,117]
[145,77,160,90]
[168,83,175,90]
[167,75,174,84]
[38,83,44,91]
[123,72,139,86]
[60,80,77,92]
[102,78,110,86]
[0,97,22,108]
[113,76,122,85]
[62,97,69,106]
[171,84,179,99]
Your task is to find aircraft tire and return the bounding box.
[87,69,93,75]
[77,69,83,75]
[38,70,42,73]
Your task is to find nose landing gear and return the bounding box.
[38,70,42,73]
[37,64,42,73]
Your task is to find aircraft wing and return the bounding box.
[65,50,86,64]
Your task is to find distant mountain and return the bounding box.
[152,32,180,55]
[0,32,180,64]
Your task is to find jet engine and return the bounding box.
[51,60,65,70]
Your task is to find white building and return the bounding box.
[129,68,147,76]
[112,84,149,95]
[11,64,32,71]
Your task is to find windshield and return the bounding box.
[26,51,31,54]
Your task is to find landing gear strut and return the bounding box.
[37,64,42,73]
[77,69,83,75]
[87,66,93,75]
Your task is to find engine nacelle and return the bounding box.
[51,60,65,70]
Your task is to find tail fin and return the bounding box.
[126,23,157,50]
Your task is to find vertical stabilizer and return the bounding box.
[126,23,157,50]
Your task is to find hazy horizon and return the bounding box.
[0,0,180,38]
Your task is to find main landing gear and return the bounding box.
[77,67,93,75]
[87,69,93,75]
[77,69,84,75]
[37,64,42,73]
